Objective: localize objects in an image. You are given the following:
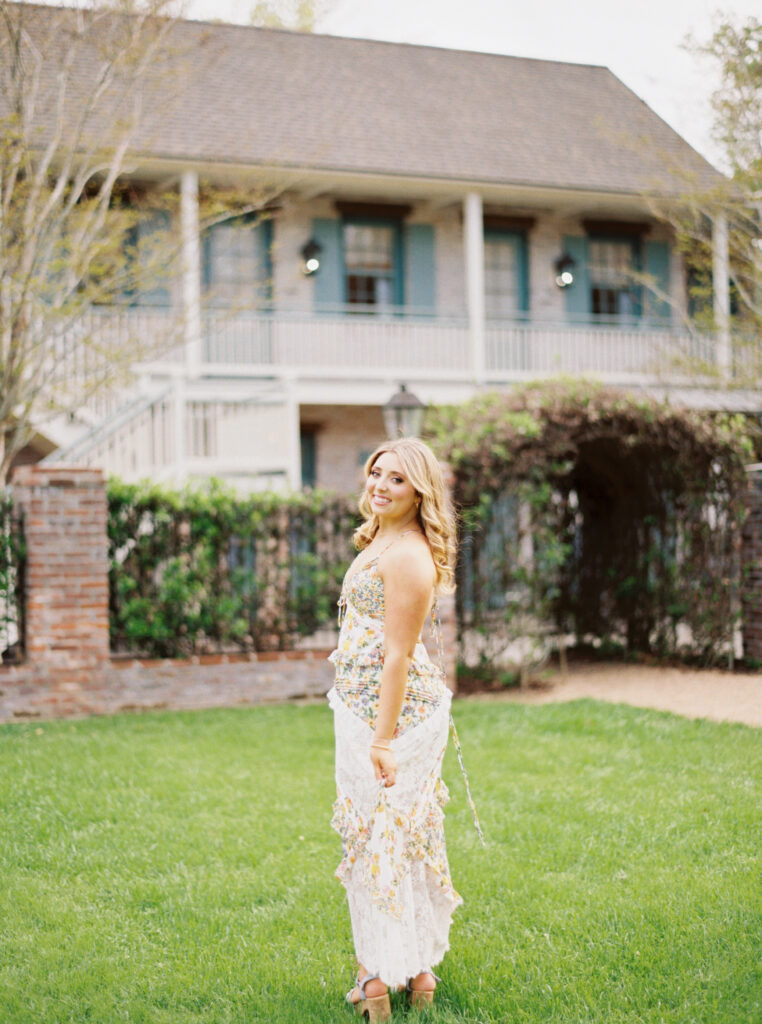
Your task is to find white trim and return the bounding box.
[181,171,202,376]
[464,192,486,383]
[286,380,302,491]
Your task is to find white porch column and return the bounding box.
[181,170,202,376]
[712,212,731,377]
[463,192,486,383]
[286,381,302,491]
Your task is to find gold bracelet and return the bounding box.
[370,740,392,750]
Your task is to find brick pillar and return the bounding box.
[11,466,109,696]
[741,465,762,662]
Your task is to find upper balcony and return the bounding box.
[50,303,752,490]
[72,304,725,397]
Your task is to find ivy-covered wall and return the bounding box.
[428,380,755,668]
[108,480,359,657]
[106,384,758,670]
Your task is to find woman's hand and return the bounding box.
[371,745,397,787]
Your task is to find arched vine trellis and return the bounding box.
[426,381,754,670]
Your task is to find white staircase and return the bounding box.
[46,377,299,490]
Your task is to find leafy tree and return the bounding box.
[659,17,762,376]
[0,0,183,480]
[250,0,333,31]
[0,1,280,482]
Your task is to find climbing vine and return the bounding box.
[427,380,754,668]
[108,479,359,657]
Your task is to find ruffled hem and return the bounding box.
[331,784,462,920]
[329,692,459,921]
[346,859,458,989]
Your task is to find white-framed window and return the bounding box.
[203,216,271,309]
[588,239,638,317]
[485,234,527,317]
[343,222,400,309]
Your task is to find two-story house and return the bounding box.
[32,7,741,492]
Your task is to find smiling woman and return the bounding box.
[365,452,419,523]
[326,437,460,1020]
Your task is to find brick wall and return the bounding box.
[0,649,335,722]
[742,466,762,662]
[0,462,458,723]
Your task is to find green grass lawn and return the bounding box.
[0,698,760,1024]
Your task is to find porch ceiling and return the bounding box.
[129,157,663,220]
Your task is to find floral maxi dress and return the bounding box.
[327,553,462,989]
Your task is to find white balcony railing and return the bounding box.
[64,305,734,386]
[485,320,719,380]
[50,306,756,485]
[190,309,724,383]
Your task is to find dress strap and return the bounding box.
[431,600,486,847]
[448,712,485,846]
[373,528,421,560]
[342,528,422,592]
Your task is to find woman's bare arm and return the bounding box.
[370,540,435,786]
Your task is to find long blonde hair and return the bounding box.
[354,437,457,593]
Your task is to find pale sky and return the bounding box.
[185,0,762,170]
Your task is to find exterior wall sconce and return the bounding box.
[383,383,426,438]
[300,238,322,275]
[554,253,576,288]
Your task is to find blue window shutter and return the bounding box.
[517,233,529,313]
[404,223,435,314]
[644,241,671,324]
[562,236,590,319]
[312,218,343,310]
[259,218,273,305]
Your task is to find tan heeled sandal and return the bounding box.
[406,971,440,1009]
[346,974,391,1023]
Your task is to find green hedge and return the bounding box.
[0,489,24,662]
[108,479,359,657]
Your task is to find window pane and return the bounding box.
[123,210,171,307]
[589,239,637,317]
[344,224,394,271]
[375,277,393,307]
[206,219,267,308]
[347,274,376,304]
[589,240,633,287]
[592,287,619,316]
[485,238,519,316]
[343,222,398,309]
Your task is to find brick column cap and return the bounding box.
[11,465,104,488]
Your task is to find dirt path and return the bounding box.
[462,662,762,728]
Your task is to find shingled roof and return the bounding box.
[8,3,722,196]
